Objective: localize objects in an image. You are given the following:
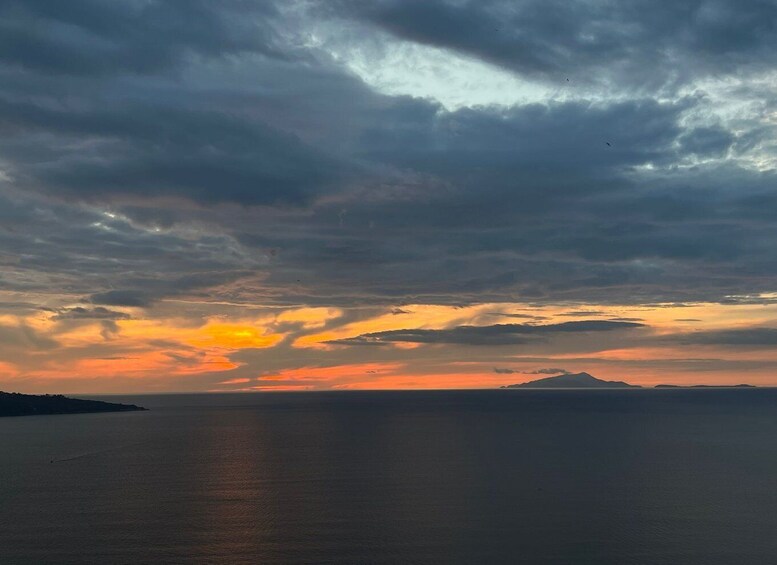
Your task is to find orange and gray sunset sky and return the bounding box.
[3,0,777,392]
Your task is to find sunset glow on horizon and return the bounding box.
[3,1,777,394]
[4,296,777,393]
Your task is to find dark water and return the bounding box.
[2,389,777,564]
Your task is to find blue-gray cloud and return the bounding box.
[51,306,131,321]
[332,0,777,89]
[329,320,645,346]
[0,0,282,76]
[493,367,571,375]
[675,328,777,347]
[0,0,776,312]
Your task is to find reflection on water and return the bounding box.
[1,389,777,564]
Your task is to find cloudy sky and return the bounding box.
[2,0,777,393]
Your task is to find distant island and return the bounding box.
[654,384,756,389]
[501,372,640,389]
[0,391,147,417]
[499,372,758,389]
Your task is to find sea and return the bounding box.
[1,389,777,564]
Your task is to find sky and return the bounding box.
[2,0,777,393]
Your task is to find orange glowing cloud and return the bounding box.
[247,362,522,390]
[0,361,18,378]
[7,297,777,392]
[219,377,252,385]
[106,318,283,350]
[189,322,282,349]
[276,307,343,329]
[260,362,401,381]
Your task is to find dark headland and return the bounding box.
[501,372,640,389]
[0,391,147,417]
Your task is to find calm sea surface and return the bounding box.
[2,389,777,564]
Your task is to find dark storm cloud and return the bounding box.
[0,0,364,207]
[0,95,347,206]
[0,190,258,306]
[329,320,644,346]
[678,126,736,158]
[333,0,777,88]
[0,0,282,75]
[0,0,776,312]
[359,98,691,181]
[2,0,709,212]
[223,92,776,306]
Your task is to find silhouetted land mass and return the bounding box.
[0,391,147,417]
[501,372,640,389]
[654,384,756,388]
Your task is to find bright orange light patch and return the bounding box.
[276,307,342,329]
[219,377,252,385]
[191,323,282,349]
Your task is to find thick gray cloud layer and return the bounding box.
[0,0,282,74]
[332,0,777,89]
[1,0,777,309]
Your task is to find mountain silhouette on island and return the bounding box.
[0,391,147,417]
[501,372,640,389]
[500,372,758,389]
